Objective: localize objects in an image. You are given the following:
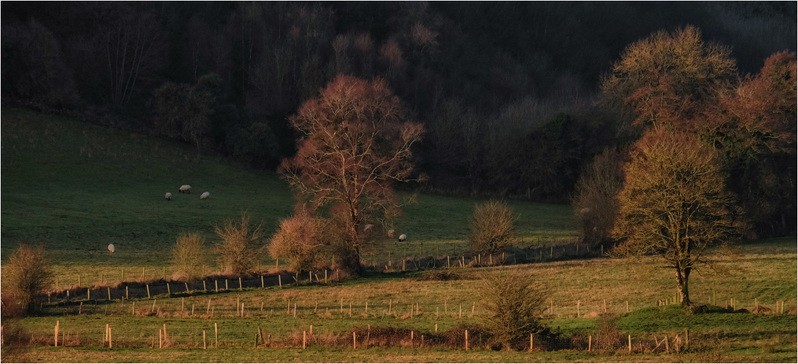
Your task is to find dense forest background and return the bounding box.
[2,2,795,225]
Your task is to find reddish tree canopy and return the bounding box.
[279,75,424,273]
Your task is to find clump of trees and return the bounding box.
[278,75,424,275]
[469,200,517,255]
[588,25,794,305]
[2,245,52,317]
[154,74,222,157]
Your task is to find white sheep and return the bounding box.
[107,243,115,254]
[200,191,210,200]
[179,185,192,193]
[387,229,396,238]
[398,233,407,242]
[164,192,172,200]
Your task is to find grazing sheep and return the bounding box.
[107,243,115,254]
[398,233,407,242]
[200,191,210,200]
[179,185,192,193]
[164,192,172,200]
[387,229,396,238]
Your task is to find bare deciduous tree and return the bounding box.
[612,130,743,306]
[279,75,424,274]
[601,25,737,130]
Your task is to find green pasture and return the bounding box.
[1,108,576,285]
[3,238,796,362]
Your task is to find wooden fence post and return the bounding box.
[203,330,207,350]
[628,335,632,353]
[353,331,357,350]
[588,335,592,352]
[54,321,60,347]
[529,333,533,352]
[214,322,218,348]
[465,330,469,351]
[685,328,689,350]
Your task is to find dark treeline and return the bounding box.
[2,2,795,204]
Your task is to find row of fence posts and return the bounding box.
[49,317,692,355]
[52,239,593,292]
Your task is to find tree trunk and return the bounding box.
[676,266,691,306]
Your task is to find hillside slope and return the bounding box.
[1,108,576,273]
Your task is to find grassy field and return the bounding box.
[2,108,796,362]
[2,108,576,287]
[3,238,795,362]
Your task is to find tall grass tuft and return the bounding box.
[2,245,52,316]
[214,212,264,275]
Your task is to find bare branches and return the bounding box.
[279,75,424,273]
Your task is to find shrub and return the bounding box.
[170,232,208,281]
[268,206,327,274]
[468,200,517,254]
[593,316,625,353]
[480,271,548,350]
[2,245,52,316]
[214,212,264,275]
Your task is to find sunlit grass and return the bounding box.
[4,239,795,362]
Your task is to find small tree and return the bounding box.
[469,200,517,255]
[612,130,743,306]
[572,148,625,247]
[481,272,548,350]
[2,245,52,316]
[171,232,208,281]
[214,212,264,275]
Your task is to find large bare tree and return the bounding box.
[279,75,424,274]
[612,130,743,306]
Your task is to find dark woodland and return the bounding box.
[2,2,795,238]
